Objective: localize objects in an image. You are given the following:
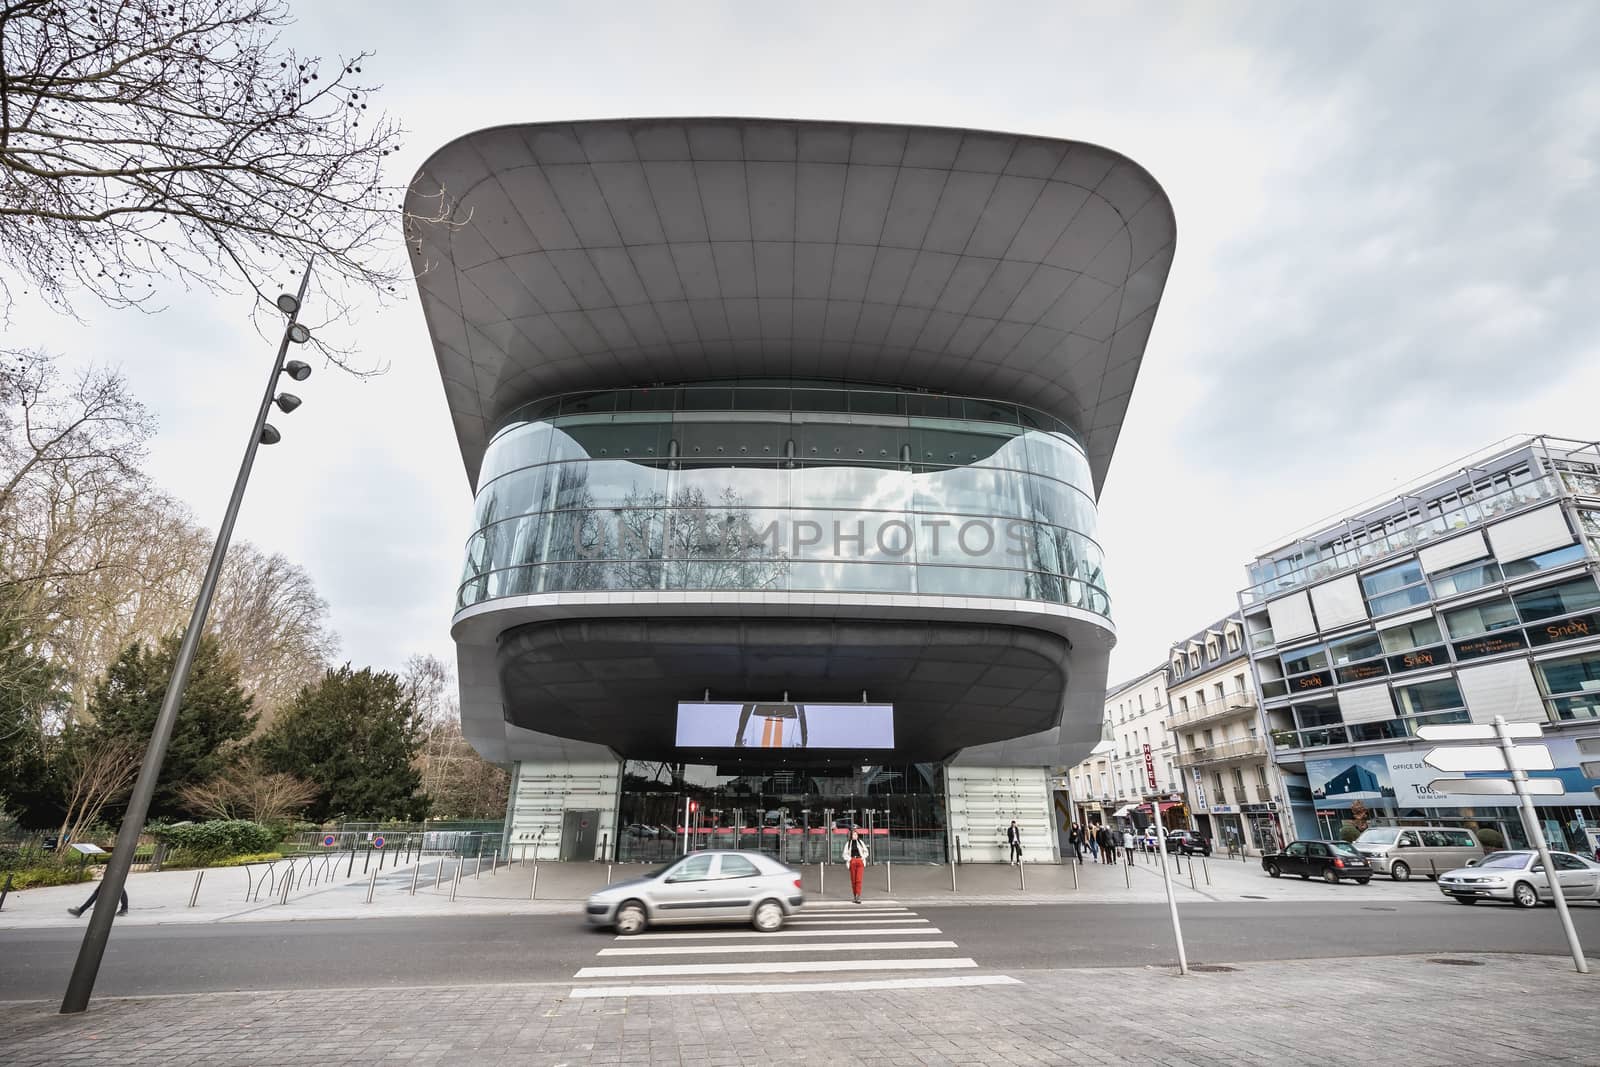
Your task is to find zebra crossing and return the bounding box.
[569,900,1020,999]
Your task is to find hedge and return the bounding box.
[151,820,277,864]
[4,865,92,890]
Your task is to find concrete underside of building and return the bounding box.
[411,117,1175,864]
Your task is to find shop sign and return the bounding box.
[1386,645,1448,674]
[1451,630,1527,660]
[1526,611,1600,647]
[1291,669,1335,692]
[1241,803,1278,813]
[1337,660,1388,684]
[1213,805,1233,812]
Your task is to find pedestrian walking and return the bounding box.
[843,828,869,903]
[1098,825,1114,864]
[1069,823,1082,862]
[1006,820,1023,865]
[68,881,128,918]
[1122,829,1136,864]
[1086,825,1099,861]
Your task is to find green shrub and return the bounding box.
[151,820,276,863]
[209,851,283,868]
[6,865,92,890]
[1476,827,1505,850]
[1337,821,1361,843]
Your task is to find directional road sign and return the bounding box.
[1427,777,1566,796]
[1415,721,1543,742]
[1423,744,1554,773]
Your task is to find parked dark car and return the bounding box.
[1166,830,1211,857]
[1263,839,1372,884]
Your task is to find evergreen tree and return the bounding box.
[87,634,255,819]
[257,666,430,823]
[0,594,67,826]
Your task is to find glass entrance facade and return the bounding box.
[614,760,949,865]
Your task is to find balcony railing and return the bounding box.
[1176,735,1268,765]
[1168,692,1258,729]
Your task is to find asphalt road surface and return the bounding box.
[4,899,1598,1002]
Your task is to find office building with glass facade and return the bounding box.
[410,118,1174,864]
[1241,436,1600,856]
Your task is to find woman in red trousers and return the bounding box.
[844,828,869,903]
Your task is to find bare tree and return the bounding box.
[404,654,509,820]
[0,0,439,340]
[54,732,138,847]
[177,755,315,823]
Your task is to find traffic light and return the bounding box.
[689,800,698,814]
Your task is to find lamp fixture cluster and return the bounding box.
[261,291,314,446]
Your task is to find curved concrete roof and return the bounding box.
[407,118,1176,495]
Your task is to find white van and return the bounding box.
[1353,826,1482,881]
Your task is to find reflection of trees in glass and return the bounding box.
[611,482,791,593]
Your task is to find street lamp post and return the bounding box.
[60,264,318,1015]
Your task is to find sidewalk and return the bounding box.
[0,952,1591,1065]
[0,849,1446,930]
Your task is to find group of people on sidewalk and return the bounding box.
[1067,822,1132,865]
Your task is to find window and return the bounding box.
[1443,597,1520,638]
[671,855,715,881]
[1554,854,1590,872]
[1227,630,1241,653]
[1379,615,1443,653]
[1235,673,1247,693]
[1285,842,1307,857]
[1178,696,1189,714]
[718,855,761,878]
[1536,651,1600,722]
[1293,701,1342,728]
[1138,694,1145,712]
[1445,830,1476,848]
[1281,645,1328,675]
[1393,677,1465,716]
[1361,559,1430,616]
[1189,651,1200,670]
[1430,559,1502,598]
[1398,831,1420,848]
[1206,639,1219,661]
[1502,542,1586,579]
[1513,577,1600,623]
[1328,631,1383,665]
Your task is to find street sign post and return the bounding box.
[1144,743,1187,975]
[1420,717,1585,974]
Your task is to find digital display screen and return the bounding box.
[675,702,895,749]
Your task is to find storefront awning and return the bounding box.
[1112,805,1135,817]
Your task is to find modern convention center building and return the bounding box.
[409,118,1174,864]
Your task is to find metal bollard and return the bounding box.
[819,861,825,896]
[1190,857,1197,891]
[1202,856,1210,886]
[607,864,613,885]
[949,856,957,892]
[886,860,892,895]
[187,869,205,908]
[529,860,540,901]
[0,871,12,912]
[1123,857,1131,889]
[449,860,463,902]
[1070,857,1078,891]
[409,857,422,897]
[346,850,355,879]
[366,868,378,903]
[475,855,483,879]
[363,849,371,875]
[1018,859,1026,891]
[279,870,292,905]
[490,847,498,876]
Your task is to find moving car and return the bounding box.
[1353,826,1481,881]
[1436,850,1600,908]
[585,849,805,935]
[1166,830,1212,857]
[1262,839,1373,884]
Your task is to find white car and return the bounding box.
[584,850,805,934]
[1436,849,1600,908]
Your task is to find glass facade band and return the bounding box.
[458,383,1110,617]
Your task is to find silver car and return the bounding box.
[1437,849,1600,908]
[584,850,805,935]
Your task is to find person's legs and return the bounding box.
[849,857,864,901]
[118,887,129,915]
[69,884,100,916]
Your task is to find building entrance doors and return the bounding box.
[560,809,600,861]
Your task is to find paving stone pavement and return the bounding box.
[1,952,1593,1065]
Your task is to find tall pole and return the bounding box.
[1145,743,1187,975]
[61,264,315,1015]
[1493,716,1587,974]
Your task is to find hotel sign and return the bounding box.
[1527,612,1599,647]
[1451,630,1527,660]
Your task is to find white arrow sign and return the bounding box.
[1415,722,1543,742]
[1427,777,1567,796]
[1423,744,1554,773]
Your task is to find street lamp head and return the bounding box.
[259,423,282,446]
[274,392,302,414]
[283,360,312,381]
[275,293,300,315]
[287,323,312,345]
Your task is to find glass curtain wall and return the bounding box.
[615,761,948,865]
[459,381,1109,618]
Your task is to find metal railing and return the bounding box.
[1175,735,1268,765]
[1167,692,1258,729]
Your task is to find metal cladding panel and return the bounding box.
[1486,504,1574,563]
[1266,590,1316,643]
[1336,684,1397,725]
[1417,530,1489,574]
[1457,658,1548,724]
[408,118,1176,496]
[1309,574,1367,631]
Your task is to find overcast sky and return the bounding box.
[12,2,1599,689]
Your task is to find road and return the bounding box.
[4,898,1597,1002]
